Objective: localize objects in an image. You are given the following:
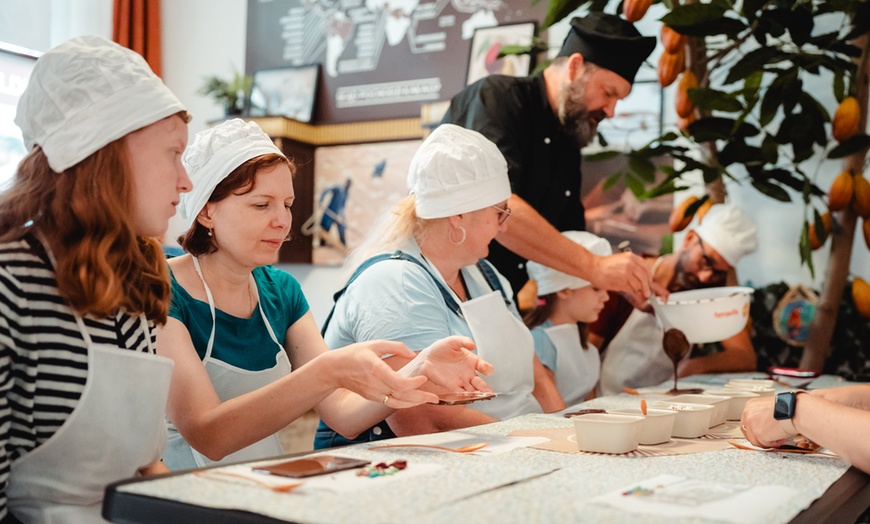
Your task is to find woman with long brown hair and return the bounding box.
[0,35,191,522]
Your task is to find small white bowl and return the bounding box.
[668,394,730,427]
[650,401,714,438]
[572,413,644,454]
[705,388,759,420]
[723,383,776,397]
[610,408,677,445]
[651,286,753,343]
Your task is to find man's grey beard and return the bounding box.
[557,70,606,149]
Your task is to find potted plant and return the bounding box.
[198,69,253,116]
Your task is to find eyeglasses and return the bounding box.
[697,237,729,280]
[491,204,512,225]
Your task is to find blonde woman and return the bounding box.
[316,124,563,449]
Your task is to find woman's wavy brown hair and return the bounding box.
[0,112,191,324]
[178,153,293,256]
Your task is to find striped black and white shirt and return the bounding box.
[0,234,155,519]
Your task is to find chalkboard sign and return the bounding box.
[245,0,546,124]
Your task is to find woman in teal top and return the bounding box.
[159,119,493,470]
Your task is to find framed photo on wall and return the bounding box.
[248,64,319,122]
[466,22,536,86]
[306,139,423,266]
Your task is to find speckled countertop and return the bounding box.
[117,374,855,524]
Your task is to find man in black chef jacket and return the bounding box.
[442,12,657,307]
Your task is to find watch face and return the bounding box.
[774,392,797,420]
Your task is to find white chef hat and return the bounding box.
[178,119,285,226]
[527,231,613,295]
[693,204,758,267]
[15,35,185,173]
[408,124,511,219]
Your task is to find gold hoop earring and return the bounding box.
[448,226,466,245]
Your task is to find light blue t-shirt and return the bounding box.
[323,240,519,351]
[530,319,558,371]
[169,265,309,370]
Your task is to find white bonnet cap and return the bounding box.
[527,231,613,295]
[178,119,285,226]
[408,124,511,219]
[15,35,185,173]
[693,204,758,266]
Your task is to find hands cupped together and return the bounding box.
[331,337,493,410]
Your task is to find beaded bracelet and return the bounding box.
[356,460,408,478]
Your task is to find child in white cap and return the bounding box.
[160,119,492,469]
[525,231,612,406]
[0,35,191,522]
[316,124,563,449]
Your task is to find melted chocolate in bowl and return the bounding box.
[662,328,702,394]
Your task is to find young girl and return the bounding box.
[524,231,611,406]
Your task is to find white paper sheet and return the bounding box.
[584,474,799,524]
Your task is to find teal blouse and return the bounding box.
[169,265,309,371]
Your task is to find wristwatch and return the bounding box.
[773,391,803,435]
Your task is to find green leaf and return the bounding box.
[542,0,591,30]
[689,87,745,112]
[751,179,792,202]
[584,150,623,162]
[813,209,829,244]
[834,68,845,102]
[603,173,623,191]
[719,141,766,167]
[687,116,759,142]
[846,0,870,40]
[828,134,870,159]
[629,156,657,183]
[624,174,646,197]
[761,134,780,164]
[662,2,728,26]
[762,7,814,46]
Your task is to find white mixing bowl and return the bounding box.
[652,286,754,344]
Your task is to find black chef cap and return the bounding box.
[557,12,657,84]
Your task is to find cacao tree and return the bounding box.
[527,0,870,370]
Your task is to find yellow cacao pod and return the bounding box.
[661,25,685,54]
[658,47,685,88]
[695,198,714,224]
[863,219,870,251]
[853,277,870,319]
[624,0,653,22]
[675,71,698,119]
[828,170,854,212]
[854,175,870,218]
[669,195,699,232]
[832,96,860,142]
[809,212,831,250]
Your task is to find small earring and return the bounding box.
[207,228,213,237]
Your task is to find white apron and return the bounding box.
[459,291,541,419]
[7,315,172,524]
[543,323,600,406]
[598,309,673,396]
[165,258,289,469]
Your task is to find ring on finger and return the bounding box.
[383,393,391,405]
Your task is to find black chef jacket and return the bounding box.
[441,73,586,296]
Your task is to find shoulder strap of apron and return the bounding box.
[475,258,510,307]
[321,250,462,336]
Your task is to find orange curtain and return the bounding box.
[113,0,162,77]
